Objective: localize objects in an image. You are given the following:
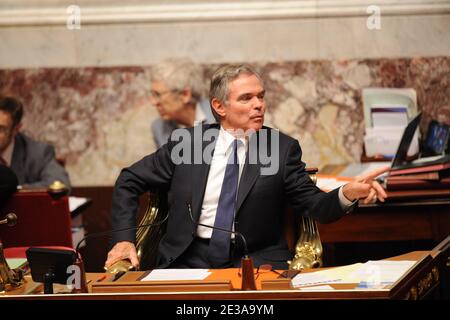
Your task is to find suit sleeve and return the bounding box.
[283,139,346,224]
[111,141,175,245]
[22,144,71,191]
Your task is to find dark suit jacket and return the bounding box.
[0,164,18,207]
[11,133,71,190]
[111,124,349,268]
[151,99,216,148]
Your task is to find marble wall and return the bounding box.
[1,56,449,186]
[1,1,449,185]
[1,1,450,68]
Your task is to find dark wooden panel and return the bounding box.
[72,186,114,272]
[319,202,450,244]
[72,186,149,272]
[319,210,433,243]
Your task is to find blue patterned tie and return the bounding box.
[208,139,240,267]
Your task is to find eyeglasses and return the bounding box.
[149,89,177,100]
[0,125,13,135]
[238,264,288,280]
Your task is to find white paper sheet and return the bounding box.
[351,260,416,287]
[298,285,335,291]
[371,105,408,127]
[141,269,211,281]
[69,196,89,213]
[291,263,363,287]
[291,260,417,289]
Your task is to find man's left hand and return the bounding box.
[342,166,390,204]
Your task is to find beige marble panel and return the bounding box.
[1,13,448,69]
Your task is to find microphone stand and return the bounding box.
[187,203,256,291]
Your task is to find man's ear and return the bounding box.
[180,88,193,104]
[211,98,226,118]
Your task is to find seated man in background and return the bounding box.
[0,95,71,190]
[150,58,216,148]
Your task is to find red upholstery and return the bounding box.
[0,190,73,249]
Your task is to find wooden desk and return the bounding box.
[318,165,450,244]
[2,249,448,300]
[318,198,450,244]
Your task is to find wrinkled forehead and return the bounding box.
[150,80,170,91]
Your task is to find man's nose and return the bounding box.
[252,96,264,110]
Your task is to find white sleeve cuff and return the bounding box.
[338,185,354,210]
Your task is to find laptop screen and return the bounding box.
[424,120,450,155]
[391,112,422,168]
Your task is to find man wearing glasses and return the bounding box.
[0,95,70,190]
[150,58,216,148]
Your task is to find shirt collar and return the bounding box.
[218,126,249,153]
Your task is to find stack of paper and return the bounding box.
[141,269,211,281]
[362,88,419,158]
[291,260,416,289]
[291,263,363,287]
[353,260,416,288]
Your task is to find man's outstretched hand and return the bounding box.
[342,166,390,204]
[104,241,140,270]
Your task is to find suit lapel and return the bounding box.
[236,133,261,215]
[10,134,26,184]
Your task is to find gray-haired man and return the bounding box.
[150,58,216,148]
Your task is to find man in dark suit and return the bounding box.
[0,95,71,190]
[106,64,388,270]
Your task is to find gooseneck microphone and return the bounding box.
[187,203,249,257]
[187,203,256,290]
[75,211,170,258]
[0,213,17,227]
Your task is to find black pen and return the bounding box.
[112,271,126,282]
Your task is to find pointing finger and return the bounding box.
[371,180,387,201]
[357,166,390,182]
[363,188,377,204]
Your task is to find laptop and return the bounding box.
[391,112,450,171]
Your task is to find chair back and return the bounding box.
[284,168,324,270]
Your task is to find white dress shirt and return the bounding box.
[196,126,353,238]
[197,127,247,238]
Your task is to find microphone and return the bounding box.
[0,213,17,227]
[187,203,256,290]
[75,211,169,257]
[69,210,170,294]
